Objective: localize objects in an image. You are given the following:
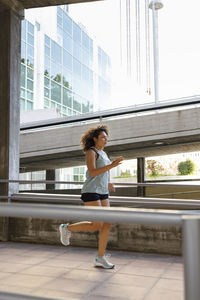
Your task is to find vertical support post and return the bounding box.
[46,169,56,190]
[182,216,200,300]
[152,2,159,103]
[0,8,22,240]
[137,157,145,197]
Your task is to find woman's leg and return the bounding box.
[68,200,103,232]
[97,199,111,257]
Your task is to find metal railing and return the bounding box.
[0,202,200,300]
[1,178,200,188]
[149,190,200,198]
[1,178,200,299]
[3,193,200,210]
[2,178,200,209]
[20,95,200,130]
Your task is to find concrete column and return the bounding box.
[137,157,145,197]
[0,8,22,240]
[46,169,56,190]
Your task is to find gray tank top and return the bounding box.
[81,147,111,194]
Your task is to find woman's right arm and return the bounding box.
[86,149,123,178]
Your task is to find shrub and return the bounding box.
[146,160,164,177]
[178,159,196,175]
[120,169,131,177]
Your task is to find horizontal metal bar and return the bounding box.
[150,190,200,197]
[5,193,200,209]
[2,192,200,209]
[0,179,83,185]
[0,291,57,300]
[20,95,200,130]
[1,179,200,188]
[9,193,200,208]
[0,203,183,225]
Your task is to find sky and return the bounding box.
[69,0,200,107]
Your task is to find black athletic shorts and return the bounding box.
[81,193,109,202]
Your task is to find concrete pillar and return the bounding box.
[0,8,22,240]
[137,157,145,197]
[46,169,56,190]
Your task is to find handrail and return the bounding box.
[1,193,200,209]
[0,202,199,299]
[20,95,200,130]
[149,190,200,197]
[1,178,200,188]
[0,202,183,225]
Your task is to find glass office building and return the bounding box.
[20,20,35,111]
[19,5,111,190]
[20,6,111,116]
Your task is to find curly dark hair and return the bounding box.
[80,125,108,153]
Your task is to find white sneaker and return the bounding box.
[94,255,115,269]
[59,223,71,246]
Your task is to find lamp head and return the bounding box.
[149,0,164,10]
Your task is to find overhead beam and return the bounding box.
[0,0,24,17]
[19,0,103,9]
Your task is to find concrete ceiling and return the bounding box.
[0,0,102,11]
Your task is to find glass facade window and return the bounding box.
[63,87,72,107]
[53,7,99,115]
[73,58,81,79]
[73,41,81,61]
[73,166,85,182]
[82,31,89,49]
[82,97,90,113]
[28,33,34,46]
[63,67,72,89]
[82,48,89,67]
[28,22,34,35]
[63,12,72,35]
[21,65,26,87]
[51,41,62,64]
[45,45,50,57]
[27,67,34,80]
[35,21,40,31]
[51,61,62,83]
[45,35,50,47]
[27,79,33,91]
[20,98,25,110]
[63,49,72,71]
[44,88,50,98]
[20,20,34,112]
[51,81,61,103]
[73,22,81,43]
[44,77,50,88]
[27,91,33,100]
[27,100,33,110]
[22,7,111,117]
[73,94,82,112]
[57,15,62,27]
[21,21,26,41]
[21,88,26,98]
[63,31,72,53]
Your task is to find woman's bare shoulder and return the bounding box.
[86,148,98,159]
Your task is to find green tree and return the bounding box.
[146,160,163,177]
[178,159,196,175]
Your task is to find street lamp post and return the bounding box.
[149,0,163,104]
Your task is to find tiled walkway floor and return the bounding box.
[0,242,184,300]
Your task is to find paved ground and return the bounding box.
[0,242,184,300]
